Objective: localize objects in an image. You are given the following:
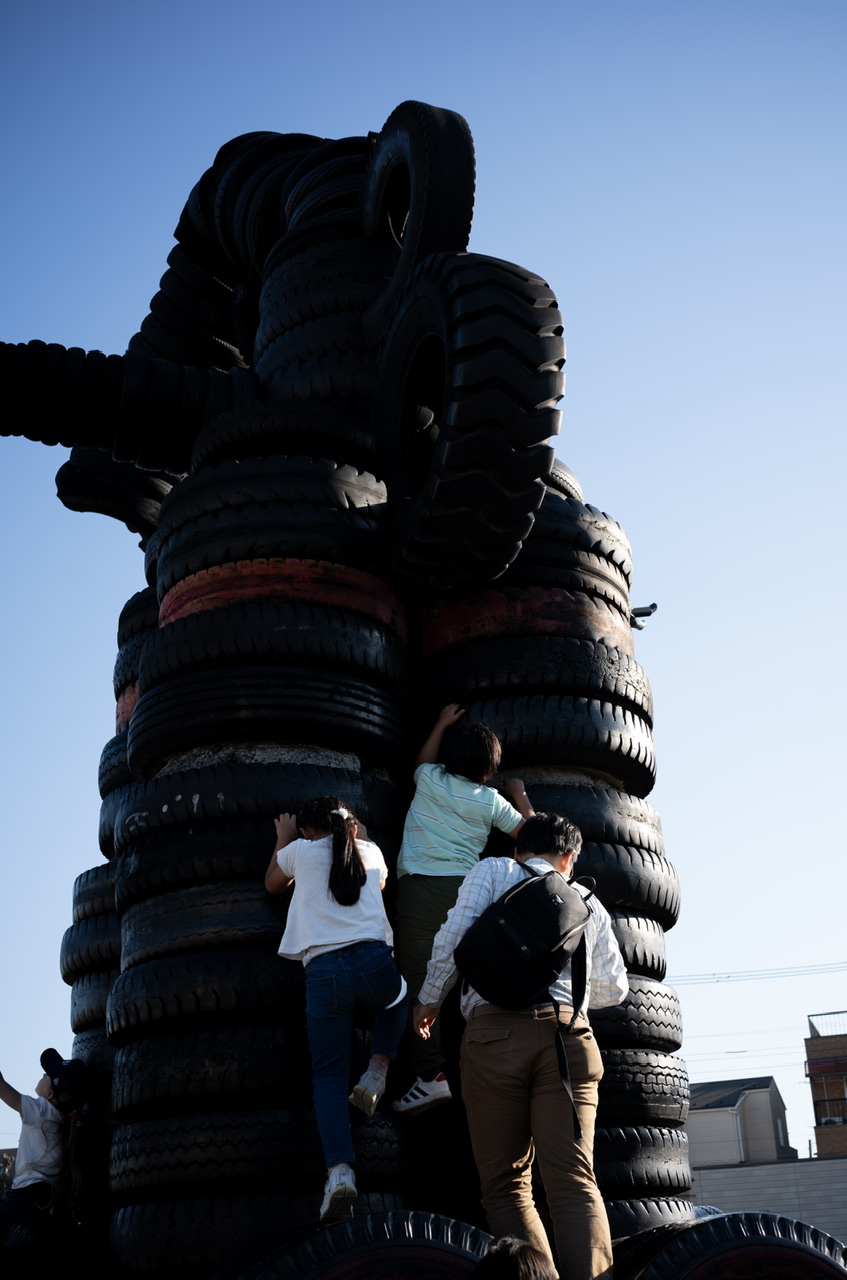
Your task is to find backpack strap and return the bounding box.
[552,883,592,1138]
[551,992,583,1141]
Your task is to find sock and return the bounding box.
[367,1056,388,1076]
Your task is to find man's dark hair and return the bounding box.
[515,811,582,859]
[473,1236,557,1279]
[438,720,502,783]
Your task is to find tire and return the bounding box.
[427,637,652,724]
[117,587,160,646]
[71,1027,116,1097]
[268,1211,489,1279]
[113,817,396,912]
[118,882,286,970]
[158,560,406,637]
[1,338,121,450]
[136,600,408,695]
[106,947,303,1044]
[114,817,292,910]
[114,631,148,700]
[111,1025,313,1117]
[155,457,386,537]
[154,461,389,590]
[111,1110,407,1199]
[485,542,632,615]
[55,447,173,540]
[589,979,682,1051]
[609,912,667,980]
[258,236,399,343]
[70,968,119,1032]
[110,1110,325,1197]
[511,491,633,585]
[191,400,378,471]
[579,845,679,930]
[505,780,678,925]
[465,694,656,797]
[376,251,563,584]
[255,237,397,405]
[98,732,133,797]
[422,586,634,657]
[547,460,584,502]
[594,1127,690,1197]
[362,99,476,342]
[212,132,322,273]
[72,862,116,922]
[278,137,371,236]
[598,1051,689,1129]
[111,762,401,856]
[60,913,121,982]
[605,1196,694,1239]
[126,668,407,779]
[109,1194,414,1277]
[612,1212,847,1278]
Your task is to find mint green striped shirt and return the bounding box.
[397,763,523,877]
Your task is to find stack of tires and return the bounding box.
[35,99,697,1277]
[100,444,418,1274]
[420,463,692,1237]
[38,99,847,1277]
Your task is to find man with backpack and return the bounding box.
[413,812,627,1280]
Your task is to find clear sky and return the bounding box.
[1,0,845,1161]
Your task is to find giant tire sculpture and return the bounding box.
[5,98,826,1278]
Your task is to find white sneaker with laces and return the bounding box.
[348,1069,386,1117]
[319,1163,356,1223]
[391,1073,452,1115]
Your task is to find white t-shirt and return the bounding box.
[276,836,393,965]
[13,1094,63,1188]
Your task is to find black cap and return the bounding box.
[40,1048,90,1114]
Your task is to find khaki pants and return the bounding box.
[461,1004,613,1280]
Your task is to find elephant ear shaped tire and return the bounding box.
[377,251,564,585]
[362,100,476,341]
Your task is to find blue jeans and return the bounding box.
[305,940,406,1167]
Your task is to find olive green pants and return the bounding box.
[394,873,464,1078]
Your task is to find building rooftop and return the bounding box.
[808,1011,847,1037]
[690,1077,775,1110]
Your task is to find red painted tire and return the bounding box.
[159,560,407,639]
[422,586,633,656]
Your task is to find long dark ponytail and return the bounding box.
[296,795,367,906]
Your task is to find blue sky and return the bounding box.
[1,0,845,1159]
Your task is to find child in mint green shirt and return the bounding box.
[392,704,534,1114]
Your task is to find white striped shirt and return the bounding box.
[418,856,628,1019]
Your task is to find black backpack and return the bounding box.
[454,862,595,1016]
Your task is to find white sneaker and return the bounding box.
[319,1163,356,1223]
[391,1073,452,1115]
[348,1069,386,1118]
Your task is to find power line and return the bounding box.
[667,960,847,986]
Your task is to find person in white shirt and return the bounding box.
[413,812,628,1280]
[266,795,407,1225]
[0,1048,90,1246]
